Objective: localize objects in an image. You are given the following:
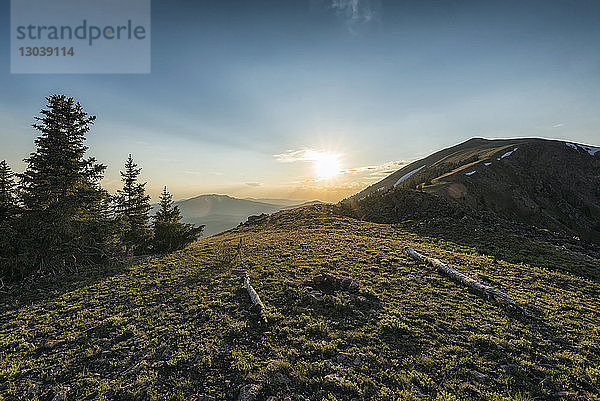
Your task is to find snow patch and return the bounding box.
[565,142,600,156]
[484,162,492,166]
[497,147,518,160]
[394,165,426,187]
[465,170,476,176]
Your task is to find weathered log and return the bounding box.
[244,273,268,324]
[403,246,525,312]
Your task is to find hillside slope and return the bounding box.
[348,138,600,243]
[1,206,599,400]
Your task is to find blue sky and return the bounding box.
[1,0,599,202]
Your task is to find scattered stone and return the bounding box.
[306,273,360,292]
[115,330,134,342]
[26,382,41,397]
[238,383,261,401]
[411,384,425,397]
[246,213,268,224]
[470,370,487,382]
[353,353,366,367]
[195,395,216,401]
[336,352,352,364]
[500,364,516,372]
[51,390,68,401]
[323,373,344,384]
[275,372,291,385]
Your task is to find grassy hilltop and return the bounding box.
[1,205,599,400]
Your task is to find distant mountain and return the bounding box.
[344,138,600,243]
[243,198,306,207]
[153,194,323,236]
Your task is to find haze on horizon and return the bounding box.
[1,0,599,203]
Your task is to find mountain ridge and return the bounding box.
[344,137,600,243]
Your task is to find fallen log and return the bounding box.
[244,273,268,324]
[403,246,525,312]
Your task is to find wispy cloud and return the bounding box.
[552,123,564,128]
[341,160,409,177]
[245,182,262,187]
[274,148,340,163]
[313,0,382,34]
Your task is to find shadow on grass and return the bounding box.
[0,259,141,312]
[397,220,600,282]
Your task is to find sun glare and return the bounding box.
[312,152,341,180]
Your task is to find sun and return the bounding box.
[313,152,341,180]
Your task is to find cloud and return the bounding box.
[552,123,564,128]
[273,148,340,163]
[341,160,410,177]
[245,182,262,187]
[313,0,382,34]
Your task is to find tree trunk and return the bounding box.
[244,273,268,324]
[403,246,525,312]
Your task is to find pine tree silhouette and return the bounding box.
[114,154,152,254]
[17,95,112,273]
[0,160,17,222]
[152,186,203,252]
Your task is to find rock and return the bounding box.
[238,383,261,401]
[246,214,268,224]
[500,364,516,372]
[323,373,344,384]
[336,352,352,364]
[307,273,360,292]
[322,294,336,303]
[195,395,216,401]
[353,353,366,367]
[275,372,291,385]
[52,391,68,401]
[470,370,487,382]
[26,382,41,397]
[411,384,425,397]
[266,397,277,401]
[115,330,134,342]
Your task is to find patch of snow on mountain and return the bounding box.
[497,147,518,160]
[393,165,426,187]
[566,142,600,156]
[484,162,492,166]
[465,170,476,176]
[565,142,578,151]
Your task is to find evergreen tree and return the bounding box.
[0,160,17,222]
[152,186,204,253]
[15,94,114,274]
[0,160,18,278]
[114,154,152,254]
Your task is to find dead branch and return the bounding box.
[243,273,268,324]
[403,246,526,312]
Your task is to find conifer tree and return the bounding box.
[114,154,152,254]
[152,186,203,253]
[0,160,17,222]
[16,95,112,273]
[0,160,18,278]
[155,186,180,223]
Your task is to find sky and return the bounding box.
[1,0,600,202]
